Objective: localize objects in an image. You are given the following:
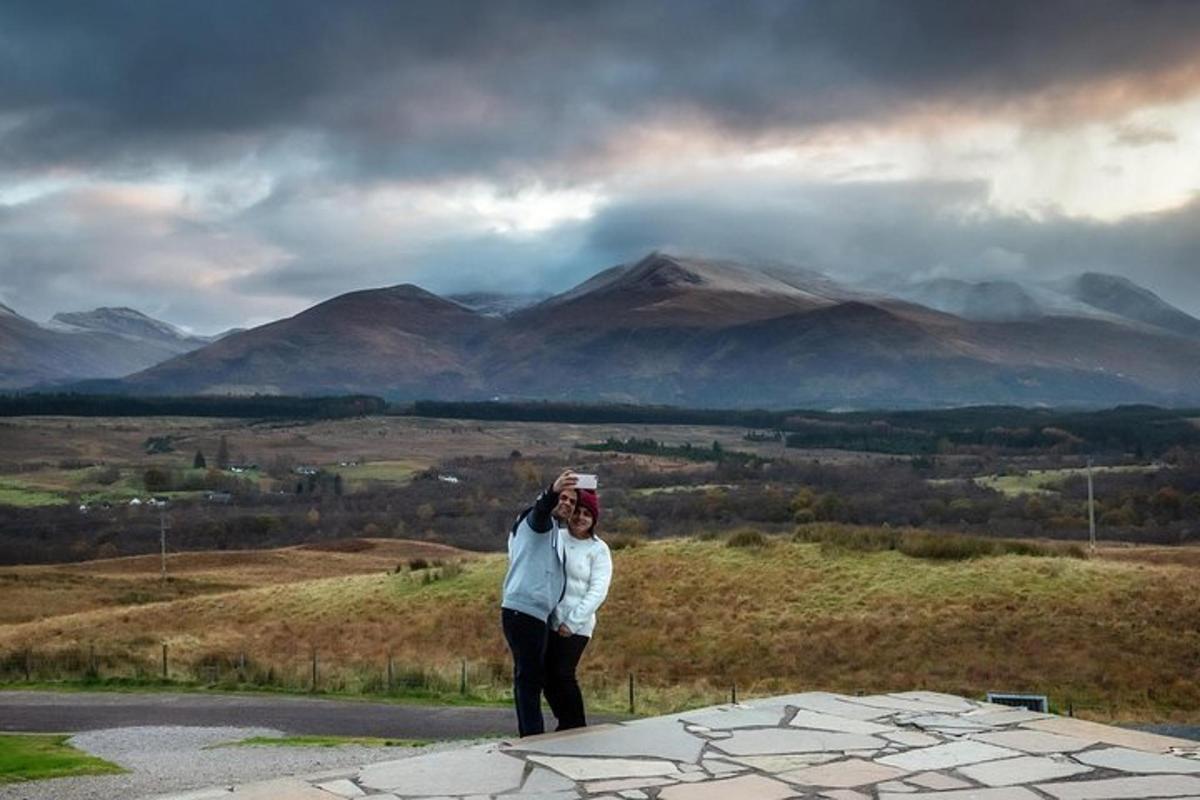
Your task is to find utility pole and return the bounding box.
[1086,458,1096,553]
[160,508,171,584]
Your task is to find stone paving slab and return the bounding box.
[358,747,525,795]
[1024,717,1200,754]
[956,755,1095,786]
[777,757,909,787]
[1073,746,1200,774]
[656,773,797,799]
[712,728,885,755]
[154,691,1200,800]
[877,740,1023,771]
[971,729,1096,753]
[1037,774,1200,799]
[882,788,1042,800]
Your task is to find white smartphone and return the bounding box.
[575,473,598,490]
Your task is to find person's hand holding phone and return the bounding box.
[552,470,578,494]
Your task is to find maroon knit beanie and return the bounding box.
[575,488,600,531]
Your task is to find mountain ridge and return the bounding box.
[7,253,1200,407]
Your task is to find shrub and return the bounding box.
[793,523,898,552]
[606,533,643,551]
[726,528,769,549]
[408,558,429,571]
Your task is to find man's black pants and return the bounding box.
[544,631,590,731]
[501,608,549,737]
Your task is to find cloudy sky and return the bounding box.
[1,0,1198,333]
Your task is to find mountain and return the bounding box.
[0,304,211,390]
[48,307,212,345]
[22,253,1200,408]
[115,284,501,397]
[522,252,841,327]
[1056,273,1200,339]
[447,291,548,317]
[891,279,1043,321]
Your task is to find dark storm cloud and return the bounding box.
[3,0,1200,179]
[571,180,1200,316]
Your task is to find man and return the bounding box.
[501,469,577,736]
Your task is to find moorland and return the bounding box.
[1,400,1198,721]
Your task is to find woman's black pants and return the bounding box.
[544,630,590,731]
[501,608,548,737]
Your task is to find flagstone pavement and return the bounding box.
[152,691,1200,800]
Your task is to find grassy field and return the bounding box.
[0,733,124,784]
[0,539,474,626]
[0,479,67,508]
[2,532,1198,723]
[329,459,425,491]
[973,465,1163,497]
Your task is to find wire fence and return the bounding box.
[0,646,741,715]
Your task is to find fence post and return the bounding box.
[24,649,31,682]
[387,654,394,692]
[238,652,246,681]
[628,673,635,714]
[310,647,318,693]
[161,643,168,679]
[460,659,467,695]
[89,644,97,678]
[731,681,737,704]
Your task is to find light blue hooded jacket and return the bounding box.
[501,486,566,621]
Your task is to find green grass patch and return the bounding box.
[330,460,422,490]
[0,733,125,784]
[219,735,432,748]
[0,480,67,508]
[974,465,1162,497]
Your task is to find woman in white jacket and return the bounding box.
[545,487,612,730]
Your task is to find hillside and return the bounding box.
[0,539,472,625]
[0,304,209,390]
[2,536,1198,721]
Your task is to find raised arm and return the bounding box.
[528,470,578,533]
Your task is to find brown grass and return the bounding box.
[2,535,1199,722]
[0,539,471,625]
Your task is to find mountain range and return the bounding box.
[0,305,222,391]
[5,252,1200,408]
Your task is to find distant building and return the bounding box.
[205,491,232,504]
[438,474,461,484]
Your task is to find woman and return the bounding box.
[544,487,613,730]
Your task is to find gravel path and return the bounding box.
[0,726,485,800]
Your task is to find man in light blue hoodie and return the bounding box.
[501,469,577,736]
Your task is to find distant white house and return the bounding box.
[294,465,319,476]
[128,497,142,506]
[438,474,461,484]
